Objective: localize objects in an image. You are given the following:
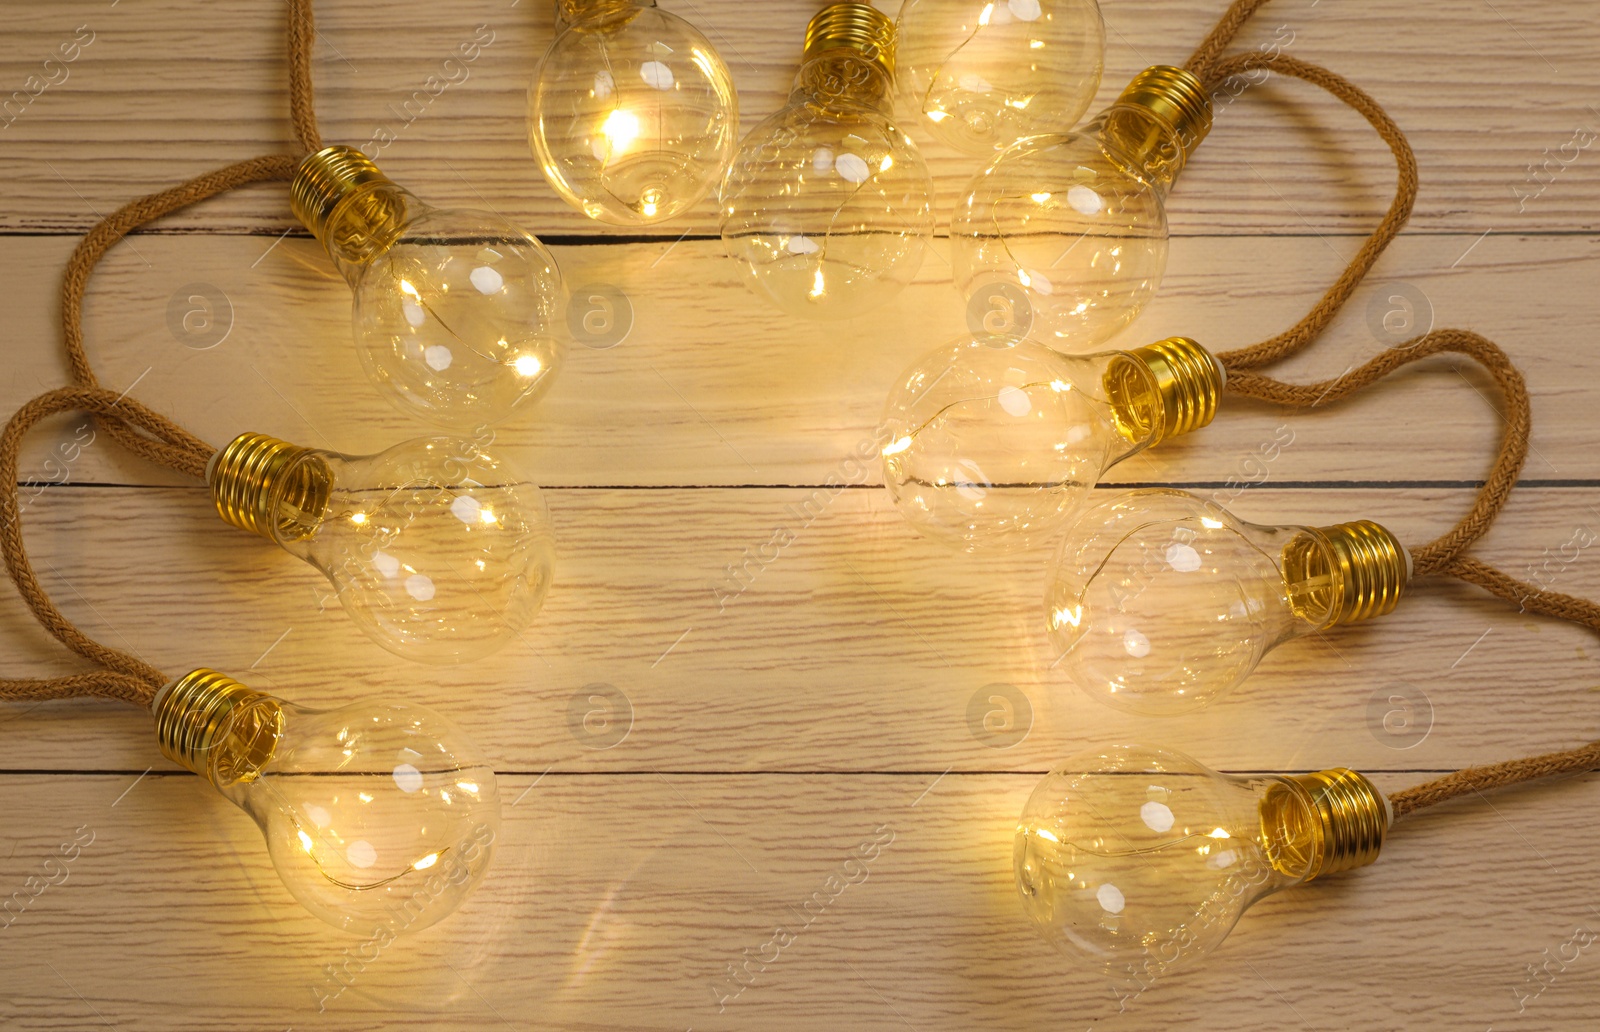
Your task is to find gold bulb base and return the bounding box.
[153,669,283,788]
[1284,520,1410,627]
[1261,768,1389,882]
[1103,65,1212,183]
[1103,336,1224,447]
[804,2,896,81]
[1117,65,1212,159]
[290,145,408,264]
[208,432,331,544]
[554,0,636,28]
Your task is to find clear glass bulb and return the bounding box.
[208,432,555,665]
[880,334,1222,551]
[1045,489,1409,715]
[895,0,1105,156]
[292,146,564,429]
[530,0,739,225]
[1015,744,1389,983]
[720,3,934,320]
[950,65,1210,351]
[154,669,500,935]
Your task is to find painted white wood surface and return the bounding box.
[1,0,1598,1029]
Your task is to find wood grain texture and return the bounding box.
[2,232,1596,487]
[0,0,1596,235]
[1,483,1597,776]
[1,0,1598,1028]
[0,772,1596,1031]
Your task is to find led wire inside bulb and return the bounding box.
[1016,744,1389,982]
[530,0,739,225]
[951,65,1211,352]
[1045,488,1409,714]
[206,432,555,665]
[881,334,1223,551]
[152,669,501,935]
[720,3,935,320]
[291,146,564,429]
[895,0,1106,156]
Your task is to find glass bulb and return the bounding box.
[895,0,1105,156]
[720,3,934,320]
[208,432,555,665]
[530,0,738,226]
[291,146,564,429]
[1045,489,1409,715]
[1015,744,1389,983]
[154,669,500,935]
[951,65,1210,351]
[880,334,1222,551]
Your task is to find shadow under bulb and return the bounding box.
[721,2,934,320]
[291,146,564,430]
[153,669,500,934]
[530,0,738,225]
[895,0,1105,156]
[1015,744,1388,981]
[951,65,1212,351]
[1046,489,1409,715]
[881,334,1222,551]
[207,432,555,665]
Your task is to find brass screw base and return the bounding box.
[290,145,408,264]
[1285,520,1410,627]
[804,2,896,80]
[554,0,636,28]
[153,669,283,788]
[1103,336,1224,447]
[1261,769,1390,882]
[208,432,331,544]
[1115,65,1213,166]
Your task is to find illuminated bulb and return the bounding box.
[153,669,499,934]
[207,432,554,664]
[896,0,1105,156]
[291,146,563,429]
[1015,744,1389,981]
[529,0,738,225]
[721,3,934,319]
[951,65,1212,351]
[881,334,1222,551]
[1046,489,1409,714]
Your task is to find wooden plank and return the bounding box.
[0,0,1596,235]
[3,0,1599,1025]
[2,484,1597,774]
[3,232,1594,487]
[0,770,1594,1030]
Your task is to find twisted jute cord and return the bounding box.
[1207,51,1418,372]
[1187,0,1600,813]
[63,0,324,474]
[7,0,1599,816]
[1178,0,1422,370]
[62,154,296,481]
[0,388,207,708]
[0,1,325,708]
[287,0,323,154]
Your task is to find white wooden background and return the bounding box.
[2,0,1599,1028]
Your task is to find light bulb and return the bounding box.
[895,0,1105,156]
[1015,744,1389,982]
[951,65,1211,352]
[1046,489,1409,715]
[881,334,1222,551]
[207,432,554,665]
[720,3,934,320]
[153,669,500,934]
[529,0,738,225]
[291,146,564,429]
